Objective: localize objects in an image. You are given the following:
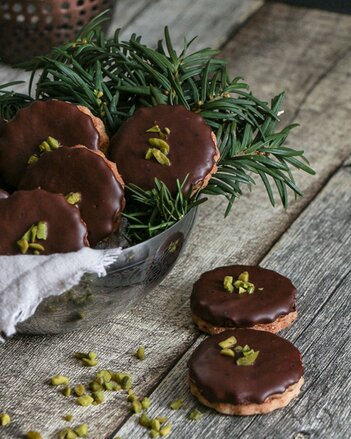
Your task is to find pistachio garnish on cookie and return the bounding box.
[191,265,297,334]
[188,329,304,415]
[0,189,88,255]
[109,104,220,195]
[0,100,109,187]
[19,145,125,246]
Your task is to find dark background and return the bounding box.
[272,0,351,14]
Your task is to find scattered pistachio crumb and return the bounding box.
[75,423,89,437]
[65,429,77,439]
[150,431,160,438]
[51,375,69,386]
[160,424,172,437]
[26,432,43,439]
[155,416,168,424]
[77,395,94,406]
[189,409,203,421]
[64,414,73,422]
[150,419,161,432]
[135,346,145,360]
[132,401,142,414]
[127,390,138,403]
[141,397,151,410]
[169,399,183,410]
[139,413,151,428]
[62,386,71,397]
[0,413,10,426]
[92,390,105,404]
[74,384,86,397]
[121,375,132,390]
[82,358,98,367]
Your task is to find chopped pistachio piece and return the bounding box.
[82,358,98,367]
[104,381,121,391]
[66,192,82,205]
[145,148,171,166]
[132,401,142,414]
[238,271,249,282]
[146,125,161,133]
[148,137,170,155]
[77,395,94,406]
[150,430,160,438]
[150,419,161,432]
[141,396,151,410]
[36,221,48,240]
[160,424,172,437]
[96,370,112,383]
[139,413,151,428]
[51,375,69,386]
[66,430,78,439]
[220,348,235,358]
[93,390,105,404]
[64,414,73,422]
[135,346,145,360]
[26,432,43,439]
[39,140,51,152]
[0,413,10,426]
[114,372,125,384]
[62,386,71,397]
[90,381,103,392]
[223,275,234,293]
[121,375,132,390]
[75,423,89,437]
[169,399,183,410]
[238,286,246,294]
[28,154,39,165]
[47,136,60,149]
[236,350,260,366]
[29,243,45,252]
[189,408,203,421]
[74,384,86,397]
[164,127,171,135]
[17,239,29,254]
[127,390,138,403]
[218,336,237,349]
[234,345,243,353]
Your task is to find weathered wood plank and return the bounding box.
[115,157,351,439]
[1,3,351,438]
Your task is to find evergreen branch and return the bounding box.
[0,82,33,120]
[0,12,315,243]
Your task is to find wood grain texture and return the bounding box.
[115,156,351,439]
[0,2,351,438]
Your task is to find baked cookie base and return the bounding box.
[192,311,298,335]
[189,376,304,415]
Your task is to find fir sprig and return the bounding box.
[0,82,32,120]
[123,177,206,243]
[0,12,315,243]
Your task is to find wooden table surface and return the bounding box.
[0,1,350,438]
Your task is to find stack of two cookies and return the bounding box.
[189,265,304,415]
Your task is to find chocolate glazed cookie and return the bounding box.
[109,105,220,195]
[191,265,297,334]
[0,189,88,255]
[19,146,125,247]
[0,100,109,187]
[188,329,304,415]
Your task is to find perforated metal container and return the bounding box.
[0,0,116,63]
[17,208,198,335]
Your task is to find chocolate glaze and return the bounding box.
[0,188,9,199]
[109,105,218,194]
[188,329,304,405]
[0,100,101,187]
[191,265,296,327]
[19,146,125,246]
[0,118,5,136]
[0,189,88,255]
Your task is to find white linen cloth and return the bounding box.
[0,247,122,342]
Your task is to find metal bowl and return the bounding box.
[17,207,197,335]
